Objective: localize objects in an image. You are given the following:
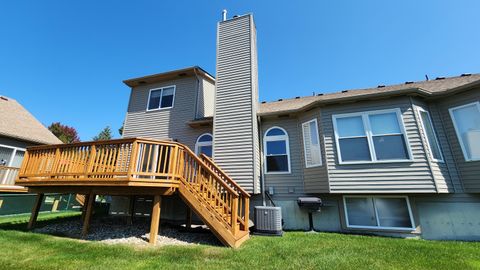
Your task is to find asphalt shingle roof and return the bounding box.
[258,74,480,115]
[0,96,62,145]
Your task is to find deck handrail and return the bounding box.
[0,166,20,185]
[17,137,249,236]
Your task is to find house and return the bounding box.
[0,95,67,214]
[16,12,480,246]
[121,13,480,241]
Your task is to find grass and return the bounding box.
[0,212,479,270]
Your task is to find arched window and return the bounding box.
[264,127,290,173]
[195,133,213,157]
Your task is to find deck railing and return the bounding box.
[0,166,20,185]
[17,138,250,237]
[18,138,182,185]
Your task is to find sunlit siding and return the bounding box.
[123,77,211,150]
[213,14,260,193]
[322,97,437,193]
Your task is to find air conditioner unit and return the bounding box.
[254,206,283,236]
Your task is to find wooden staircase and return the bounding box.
[15,138,250,248]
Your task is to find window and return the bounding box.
[343,196,415,230]
[449,102,480,161]
[264,127,290,173]
[147,86,176,110]
[302,119,322,167]
[417,108,443,162]
[195,133,213,157]
[332,109,412,164]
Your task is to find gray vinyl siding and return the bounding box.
[411,99,455,193]
[123,76,211,150]
[213,14,260,193]
[196,79,215,119]
[262,117,305,198]
[435,88,480,192]
[298,108,330,193]
[0,136,36,149]
[322,97,437,193]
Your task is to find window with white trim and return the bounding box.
[195,133,213,157]
[264,127,290,173]
[333,109,412,164]
[343,196,415,230]
[449,102,480,161]
[147,86,176,110]
[302,119,322,167]
[417,108,443,162]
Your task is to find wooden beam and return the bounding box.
[149,195,162,245]
[81,193,96,238]
[27,193,44,230]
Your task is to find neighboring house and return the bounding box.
[119,13,480,241]
[0,95,66,214]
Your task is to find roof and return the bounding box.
[0,96,62,145]
[258,73,480,116]
[123,66,215,87]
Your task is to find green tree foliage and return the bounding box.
[118,124,123,136]
[93,126,113,141]
[48,122,80,143]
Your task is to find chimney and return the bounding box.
[213,13,260,194]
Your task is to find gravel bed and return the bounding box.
[34,217,222,247]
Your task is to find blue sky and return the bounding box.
[1,1,479,140]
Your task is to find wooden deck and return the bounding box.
[16,138,250,248]
[0,166,27,193]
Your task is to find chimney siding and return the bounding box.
[213,14,260,194]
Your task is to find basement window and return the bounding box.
[147,85,176,111]
[343,196,415,231]
[449,102,480,161]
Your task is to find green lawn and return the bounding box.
[0,212,479,270]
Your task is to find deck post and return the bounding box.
[81,193,96,238]
[127,195,135,225]
[149,195,162,245]
[81,194,91,222]
[186,207,192,229]
[27,193,44,230]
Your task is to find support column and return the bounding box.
[127,196,135,225]
[81,194,91,222]
[27,193,44,230]
[186,207,192,229]
[149,195,162,245]
[81,193,96,238]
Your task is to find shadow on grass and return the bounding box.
[0,211,82,231]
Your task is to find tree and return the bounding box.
[93,126,113,141]
[48,122,80,143]
[118,124,123,136]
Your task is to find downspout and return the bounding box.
[258,115,267,206]
[193,68,201,120]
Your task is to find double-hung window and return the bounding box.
[343,196,415,230]
[449,102,480,161]
[302,119,322,167]
[333,109,412,164]
[417,108,443,162]
[264,127,290,173]
[147,86,176,110]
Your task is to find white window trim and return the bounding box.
[302,118,322,168]
[0,144,26,168]
[343,195,416,231]
[264,126,291,174]
[195,133,213,156]
[332,108,413,165]
[416,107,444,163]
[146,85,176,111]
[448,101,480,162]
